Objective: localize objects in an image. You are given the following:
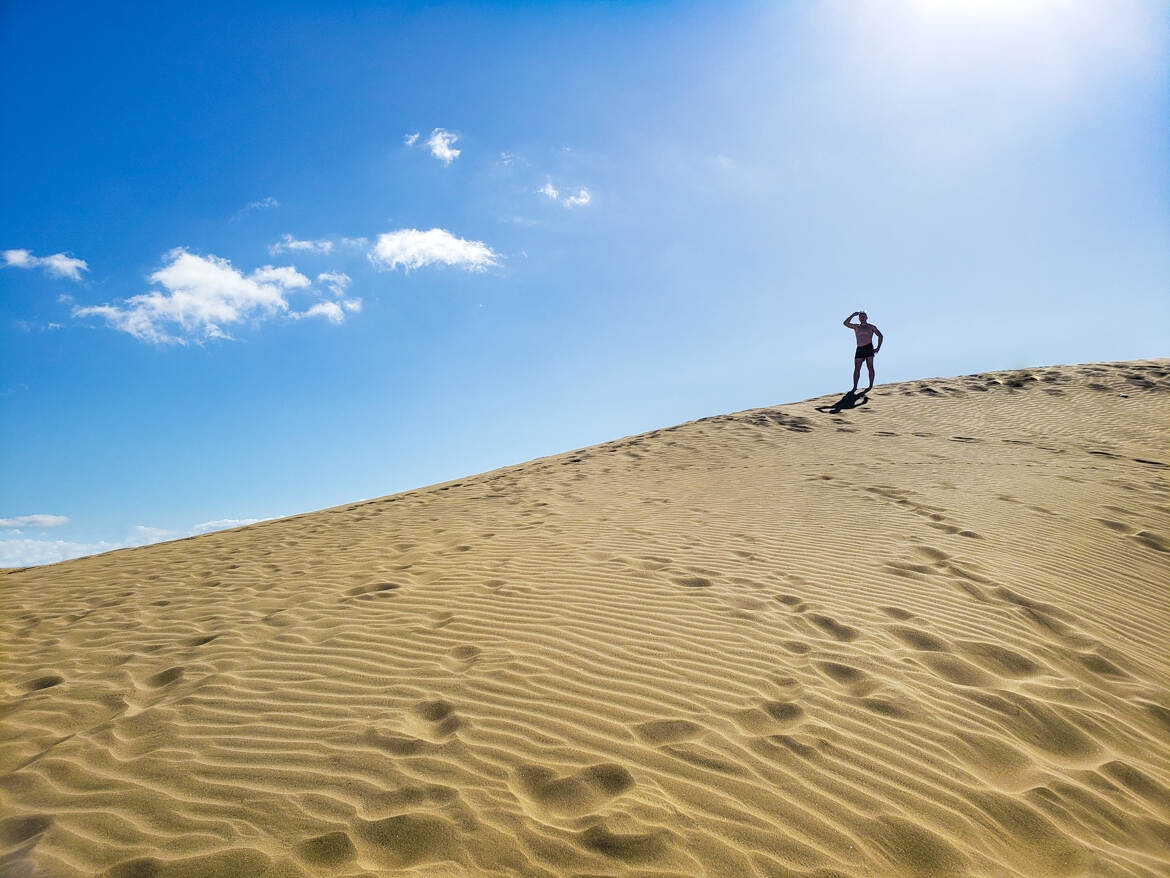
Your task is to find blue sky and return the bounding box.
[2,0,1167,566]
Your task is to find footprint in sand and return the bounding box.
[363,727,426,756]
[297,830,357,868]
[406,699,462,741]
[634,718,704,745]
[731,700,805,735]
[1133,531,1168,553]
[183,634,219,647]
[953,641,1042,679]
[815,661,879,696]
[345,582,401,600]
[576,824,670,864]
[888,625,948,652]
[146,666,185,688]
[780,640,812,654]
[1096,518,1132,533]
[442,645,482,672]
[511,762,634,819]
[807,614,860,642]
[881,606,915,621]
[355,813,460,869]
[915,654,995,687]
[912,545,949,562]
[21,674,64,693]
[858,696,918,720]
[776,595,808,613]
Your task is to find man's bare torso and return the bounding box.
[853,324,878,345]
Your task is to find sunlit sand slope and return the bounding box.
[3,359,1169,878]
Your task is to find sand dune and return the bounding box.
[2,359,1169,877]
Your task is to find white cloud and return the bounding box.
[404,132,419,146]
[232,196,280,221]
[339,236,369,249]
[426,128,461,164]
[0,516,270,567]
[133,525,175,542]
[73,248,311,344]
[292,273,359,324]
[563,188,592,207]
[539,180,592,208]
[269,234,334,255]
[3,249,88,281]
[499,152,526,167]
[368,228,499,273]
[191,518,260,534]
[317,271,351,297]
[0,514,69,528]
[4,249,34,268]
[250,265,311,289]
[0,538,125,567]
[498,215,543,227]
[296,301,345,324]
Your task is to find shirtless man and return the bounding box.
[843,311,883,392]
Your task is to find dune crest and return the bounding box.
[3,360,1169,877]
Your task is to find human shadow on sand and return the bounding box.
[815,390,869,414]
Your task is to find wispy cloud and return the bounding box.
[269,234,334,255]
[233,196,280,220]
[539,180,592,208]
[404,132,419,146]
[133,525,175,542]
[73,248,311,344]
[294,301,343,324]
[0,516,268,567]
[0,514,69,528]
[368,228,499,273]
[317,271,351,297]
[426,128,460,164]
[3,249,88,281]
[0,538,127,567]
[292,299,360,324]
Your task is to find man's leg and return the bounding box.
[864,356,875,390]
[852,358,862,392]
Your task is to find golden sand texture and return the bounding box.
[2,360,1169,878]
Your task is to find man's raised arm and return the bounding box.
[843,311,859,328]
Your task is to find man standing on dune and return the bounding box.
[843,311,883,393]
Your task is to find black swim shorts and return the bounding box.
[855,343,875,359]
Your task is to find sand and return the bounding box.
[2,359,1169,878]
